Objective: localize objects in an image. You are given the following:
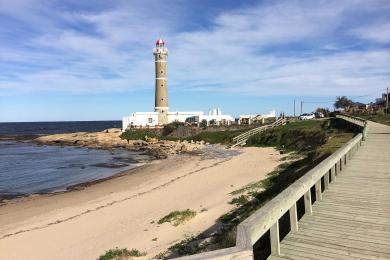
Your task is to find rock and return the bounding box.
[34,128,206,159]
[180,144,188,152]
[103,128,121,134]
[148,148,168,159]
[146,137,159,144]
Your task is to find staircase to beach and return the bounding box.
[229,117,288,148]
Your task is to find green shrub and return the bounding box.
[158,209,196,226]
[190,129,245,144]
[98,247,146,260]
[163,121,185,136]
[120,129,160,141]
[230,195,249,206]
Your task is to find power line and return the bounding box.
[302,101,334,104]
[297,87,388,114]
[301,88,387,104]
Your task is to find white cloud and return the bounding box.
[351,22,390,43]
[0,0,389,97]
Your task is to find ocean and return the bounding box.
[0,120,122,136]
[0,121,151,198]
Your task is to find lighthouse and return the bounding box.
[122,39,235,131]
[153,38,169,125]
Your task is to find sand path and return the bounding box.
[0,147,282,260]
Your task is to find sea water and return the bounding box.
[0,141,151,196]
[0,120,151,197]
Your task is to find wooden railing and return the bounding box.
[230,118,287,148]
[178,116,367,260]
[336,114,368,140]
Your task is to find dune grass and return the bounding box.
[158,209,197,226]
[98,247,146,260]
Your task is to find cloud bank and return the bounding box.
[0,0,389,97]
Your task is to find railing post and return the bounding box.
[304,190,312,215]
[270,222,280,255]
[331,164,336,182]
[315,180,322,201]
[324,171,329,190]
[344,154,348,166]
[289,204,298,232]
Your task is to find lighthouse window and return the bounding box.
[148,118,152,123]
[160,71,163,73]
[161,84,164,87]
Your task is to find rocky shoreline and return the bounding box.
[33,128,206,159]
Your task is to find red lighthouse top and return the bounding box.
[156,38,165,46]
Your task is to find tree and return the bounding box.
[334,96,353,110]
[316,107,330,116]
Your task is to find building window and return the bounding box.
[161,84,164,87]
[148,118,152,123]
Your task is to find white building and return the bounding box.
[238,110,276,125]
[184,108,234,126]
[122,108,234,131]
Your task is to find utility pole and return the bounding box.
[300,101,303,115]
[294,99,296,117]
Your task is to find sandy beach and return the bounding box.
[0,146,283,260]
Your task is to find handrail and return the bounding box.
[176,116,366,259]
[336,114,366,126]
[336,114,368,140]
[236,133,363,249]
[231,118,286,148]
[233,118,283,141]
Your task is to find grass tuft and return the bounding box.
[158,209,196,226]
[98,247,146,260]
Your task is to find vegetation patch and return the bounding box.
[189,129,246,144]
[158,209,196,226]
[352,114,390,126]
[168,235,210,256]
[230,178,266,196]
[121,127,247,144]
[230,194,250,206]
[120,129,181,142]
[98,247,146,260]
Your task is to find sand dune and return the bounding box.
[0,146,283,260]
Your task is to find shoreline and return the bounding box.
[0,144,228,205]
[0,160,152,204]
[0,146,284,260]
[0,129,207,203]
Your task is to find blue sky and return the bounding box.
[0,0,389,122]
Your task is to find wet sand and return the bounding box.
[0,146,283,260]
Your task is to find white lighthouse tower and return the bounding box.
[153,38,169,125]
[121,39,235,131]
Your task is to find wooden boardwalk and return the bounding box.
[269,121,390,260]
